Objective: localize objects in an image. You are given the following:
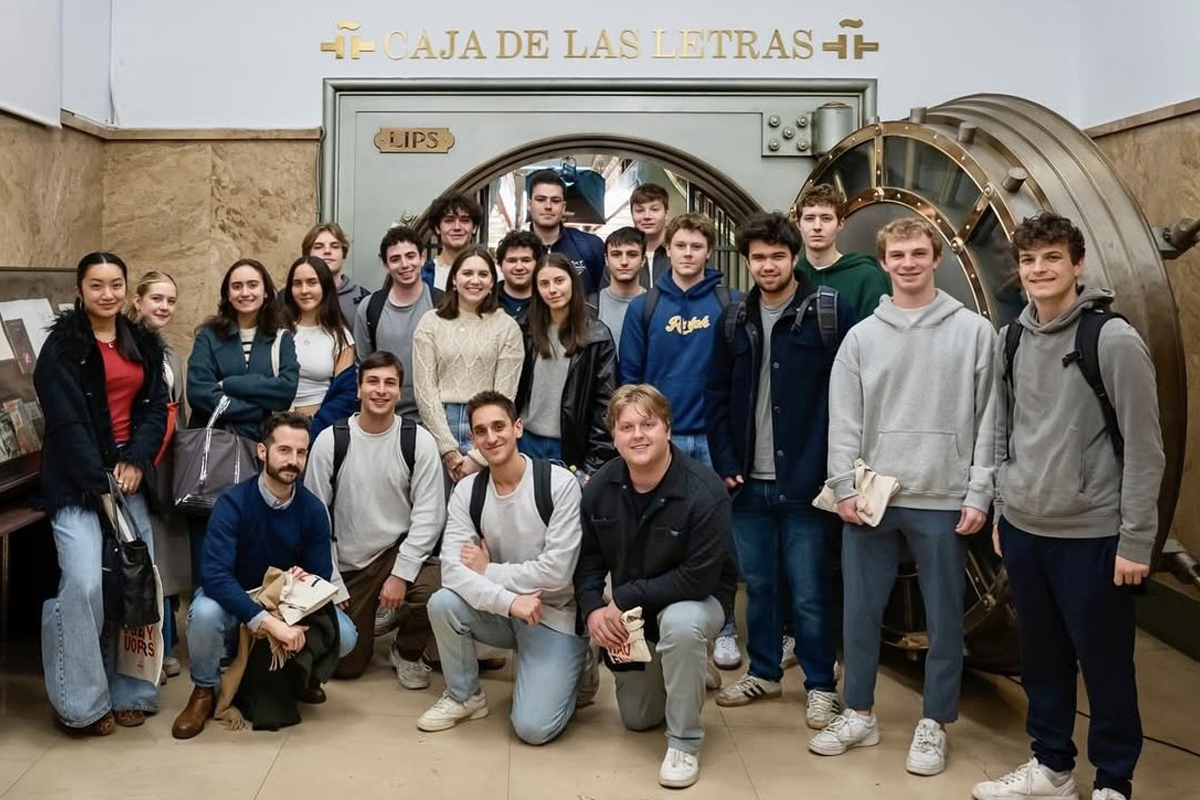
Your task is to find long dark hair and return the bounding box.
[200,258,281,338]
[76,251,143,363]
[529,253,589,357]
[282,256,350,353]
[435,245,500,320]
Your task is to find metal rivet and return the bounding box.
[797,116,808,128]
[768,115,781,128]
[768,139,780,151]
[797,141,809,152]
[782,127,795,140]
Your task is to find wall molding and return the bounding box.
[60,111,320,141]
[1087,97,1200,138]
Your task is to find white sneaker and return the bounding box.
[1092,791,1127,800]
[713,635,741,669]
[389,649,432,690]
[716,674,782,707]
[374,605,401,636]
[804,689,842,730]
[780,635,797,669]
[905,718,947,776]
[163,656,182,677]
[417,689,489,732]
[658,747,700,788]
[971,758,1080,800]
[808,712,880,756]
[705,660,722,691]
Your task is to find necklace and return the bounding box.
[95,335,116,349]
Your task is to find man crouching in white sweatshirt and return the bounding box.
[417,390,587,745]
[808,217,997,778]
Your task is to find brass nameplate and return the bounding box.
[374,127,456,153]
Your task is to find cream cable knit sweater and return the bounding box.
[411,308,525,460]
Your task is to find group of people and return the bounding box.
[33,171,1163,799]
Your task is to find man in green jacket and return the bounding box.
[793,183,890,321]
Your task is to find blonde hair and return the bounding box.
[125,270,178,321]
[876,217,943,261]
[606,384,673,433]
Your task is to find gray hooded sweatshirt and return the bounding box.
[994,287,1164,564]
[827,289,997,512]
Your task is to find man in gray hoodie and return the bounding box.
[809,217,996,778]
[972,213,1163,800]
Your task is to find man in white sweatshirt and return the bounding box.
[304,351,447,687]
[417,390,587,745]
[809,217,997,777]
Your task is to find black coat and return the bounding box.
[34,310,168,513]
[514,317,617,474]
[574,445,736,643]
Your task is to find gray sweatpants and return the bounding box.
[841,507,967,723]
[613,596,724,755]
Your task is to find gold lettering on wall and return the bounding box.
[374,127,457,153]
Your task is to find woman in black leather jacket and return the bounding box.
[514,253,617,476]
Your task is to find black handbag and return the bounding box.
[173,395,259,515]
[99,474,160,627]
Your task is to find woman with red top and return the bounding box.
[35,252,168,735]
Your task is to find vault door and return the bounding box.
[801,94,1187,671]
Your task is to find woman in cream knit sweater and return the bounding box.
[412,245,524,481]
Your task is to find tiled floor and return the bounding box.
[0,629,1197,799]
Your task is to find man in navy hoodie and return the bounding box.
[171,413,356,739]
[528,170,606,294]
[619,212,735,467]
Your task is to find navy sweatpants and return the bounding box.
[999,517,1142,798]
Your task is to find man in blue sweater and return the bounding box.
[171,413,357,739]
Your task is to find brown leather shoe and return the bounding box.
[113,709,145,727]
[171,687,215,740]
[57,711,115,736]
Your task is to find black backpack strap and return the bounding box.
[1066,309,1126,458]
[1001,323,1024,461]
[532,458,555,527]
[329,419,352,540]
[400,416,417,474]
[641,287,661,333]
[365,290,388,352]
[468,466,491,539]
[430,287,445,306]
[814,286,840,349]
[723,299,747,345]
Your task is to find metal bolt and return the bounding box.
[400,212,416,224]
[782,127,795,140]
[796,116,808,128]
[797,141,809,152]
[768,139,780,151]
[1002,168,1028,193]
[768,115,781,128]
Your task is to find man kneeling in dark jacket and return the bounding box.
[574,384,736,790]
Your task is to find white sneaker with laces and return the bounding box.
[713,635,742,669]
[389,649,432,690]
[780,635,797,669]
[905,718,947,776]
[658,747,700,788]
[971,758,1080,800]
[417,689,489,732]
[374,605,401,636]
[716,674,782,707]
[1092,791,1127,800]
[808,711,880,755]
[804,689,842,730]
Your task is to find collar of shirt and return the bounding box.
[258,472,295,510]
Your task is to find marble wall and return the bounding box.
[1094,110,1200,561]
[102,139,319,357]
[0,112,104,267]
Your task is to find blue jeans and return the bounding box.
[671,433,711,468]
[614,597,724,755]
[428,588,587,746]
[187,589,358,688]
[842,507,966,722]
[518,430,562,461]
[732,480,837,688]
[1000,518,1141,798]
[444,402,472,453]
[41,493,159,726]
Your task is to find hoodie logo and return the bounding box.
[664,314,712,335]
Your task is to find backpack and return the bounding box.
[468,458,555,539]
[364,286,445,352]
[722,285,841,349]
[640,284,733,332]
[329,415,418,538]
[1002,306,1126,459]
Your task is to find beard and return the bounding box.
[265,460,301,485]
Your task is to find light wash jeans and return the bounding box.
[41,493,159,727]
[444,402,472,453]
[187,588,358,688]
[518,430,563,461]
[613,596,723,755]
[428,588,588,746]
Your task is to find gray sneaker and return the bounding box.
[389,649,432,690]
[374,605,401,636]
[716,674,782,707]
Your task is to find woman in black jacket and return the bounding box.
[35,252,168,735]
[514,253,617,476]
